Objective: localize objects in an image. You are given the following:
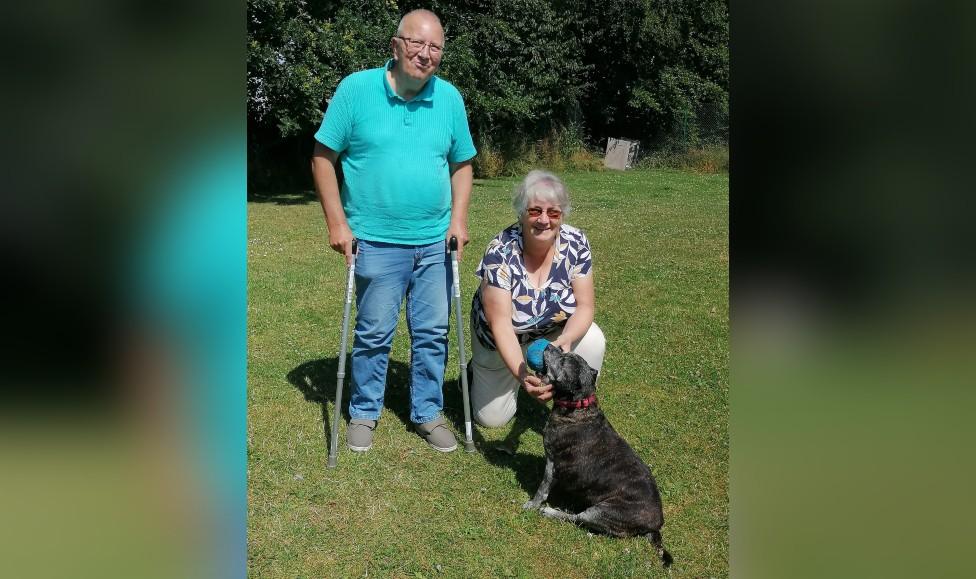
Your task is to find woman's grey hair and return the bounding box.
[512,170,572,218]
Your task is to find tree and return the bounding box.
[246,0,728,186]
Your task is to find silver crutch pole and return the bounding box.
[450,236,476,453]
[328,239,358,468]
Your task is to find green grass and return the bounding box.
[248,169,728,578]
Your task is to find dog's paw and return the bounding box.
[539,506,573,521]
[521,500,541,511]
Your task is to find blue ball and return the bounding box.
[526,339,550,372]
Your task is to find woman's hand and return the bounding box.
[518,362,553,402]
[549,337,572,353]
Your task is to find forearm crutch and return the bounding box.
[450,236,477,453]
[328,239,358,468]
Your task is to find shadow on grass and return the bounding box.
[483,401,550,496]
[248,189,318,205]
[286,356,416,452]
[442,373,550,496]
[287,356,550,495]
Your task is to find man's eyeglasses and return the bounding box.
[396,35,443,56]
[525,207,563,219]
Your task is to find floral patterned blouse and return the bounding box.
[471,223,593,350]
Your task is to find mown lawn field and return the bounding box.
[248,168,728,578]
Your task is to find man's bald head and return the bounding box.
[396,9,443,37]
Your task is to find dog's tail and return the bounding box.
[647,530,673,568]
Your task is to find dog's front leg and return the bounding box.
[522,458,555,510]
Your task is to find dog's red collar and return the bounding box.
[553,394,597,409]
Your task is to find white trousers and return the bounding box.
[470,321,606,427]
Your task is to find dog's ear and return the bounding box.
[576,362,598,394]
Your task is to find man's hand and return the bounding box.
[329,223,355,265]
[446,222,469,261]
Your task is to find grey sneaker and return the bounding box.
[415,416,458,452]
[347,419,376,452]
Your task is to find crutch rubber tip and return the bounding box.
[526,339,550,372]
[464,441,476,453]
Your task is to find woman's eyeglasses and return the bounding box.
[525,207,563,219]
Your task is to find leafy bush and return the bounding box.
[472,125,602,179]
[247,0,728,185]
[472,138,505,179]
[637,144,729,173]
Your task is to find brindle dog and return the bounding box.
[522,344,673,567]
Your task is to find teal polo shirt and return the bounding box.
[315,61,477,245]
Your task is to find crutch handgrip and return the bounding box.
[449,236,458,251]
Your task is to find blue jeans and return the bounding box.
[349,239,451,424]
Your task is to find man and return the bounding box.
[311,9,476,453]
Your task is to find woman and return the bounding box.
[469,170,605,427]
